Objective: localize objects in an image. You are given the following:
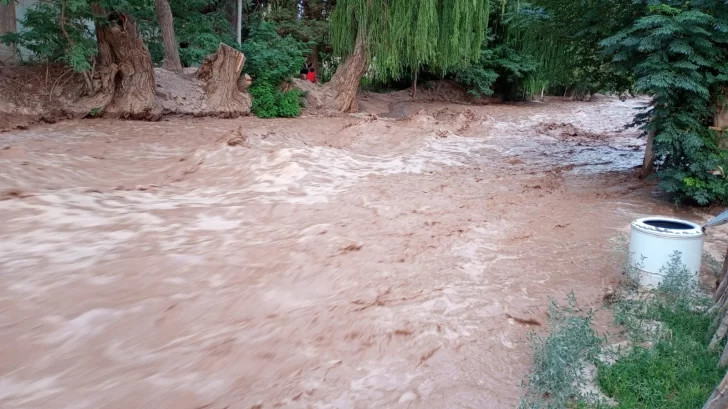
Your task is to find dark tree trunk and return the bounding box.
[411,70,418,99]
[196,43,250,117]
[324,33,367,112]
[97,13,157,118]
[90,4,112,66]
[154,0,182,72]
[716,87,728,130]
[641,127,656,178]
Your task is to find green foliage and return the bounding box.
[519,294,604,409]
[266,0,330,44]
[249,81,302,118]
[171,0,236,67]
[598,252,722,409]
[1,0,237,71]
[330,0,490,80]
[241,22,307,118]
[249,81,280,118]
[598,331,723,409]
[455,33,538,99]
[277,89,303,118]
[0,0,96,72]
[506,0,639,97]
[241,22,309,85]
[603,1,728,205]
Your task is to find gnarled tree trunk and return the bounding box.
[154,0,182,72]
[92,13,157,119]
[323,34,367,112]
[196,43,250,118]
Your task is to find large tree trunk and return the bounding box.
[196,43,250,118]
[641,127,656,178]
[154,0,182,72]
[95,14,156,118]
[323,34,367,112]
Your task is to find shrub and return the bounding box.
[249,81,279,118]
[277,89,302,118]
[454,34,537,100]
[242,22,308,118]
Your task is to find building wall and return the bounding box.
[0,1,17,64]
[0,0,40,64]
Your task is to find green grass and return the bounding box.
[519,248,726,409]
[595,251,724,409]
[597,306,723,409]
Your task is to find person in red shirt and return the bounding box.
[306,69,316,83]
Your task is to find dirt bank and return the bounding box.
[0,64,252,132]
[0,95,725,409]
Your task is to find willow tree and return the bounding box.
[325,0,490,112]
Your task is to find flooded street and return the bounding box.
[0,96,709,408]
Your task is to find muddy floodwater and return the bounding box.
[0,96,720,409]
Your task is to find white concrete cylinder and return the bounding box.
[628,217,704,288]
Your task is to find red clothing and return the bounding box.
[306,71,316,83]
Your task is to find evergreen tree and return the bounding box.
[603,1,728,205]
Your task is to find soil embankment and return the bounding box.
[0,63,252,132]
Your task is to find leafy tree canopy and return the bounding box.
[329,0,490,80]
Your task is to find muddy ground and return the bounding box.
[1,94,726,409]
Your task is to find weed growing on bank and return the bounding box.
[518,294,604,409]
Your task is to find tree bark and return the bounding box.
[154,0,182,72]
[641,127,656,178]
[715,87,728,129]
[196,43,250,118]
[411,70,418,99]
[90,4,112,67]
[703,371,728,409]
[324,33,367,112]
[97,13,157,118]
[715,248,728,303]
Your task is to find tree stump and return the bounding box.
[96,13,157,119]
[197,43,251,118]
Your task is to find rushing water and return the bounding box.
[0,96,697,409]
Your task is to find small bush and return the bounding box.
[519,294,603,409]
[249,82,303,118]
[454,34,537,99]
[241,22,308,118]
[277,89,303,118]
[249,82,279,119]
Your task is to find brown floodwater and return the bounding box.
[0,95,721,409]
